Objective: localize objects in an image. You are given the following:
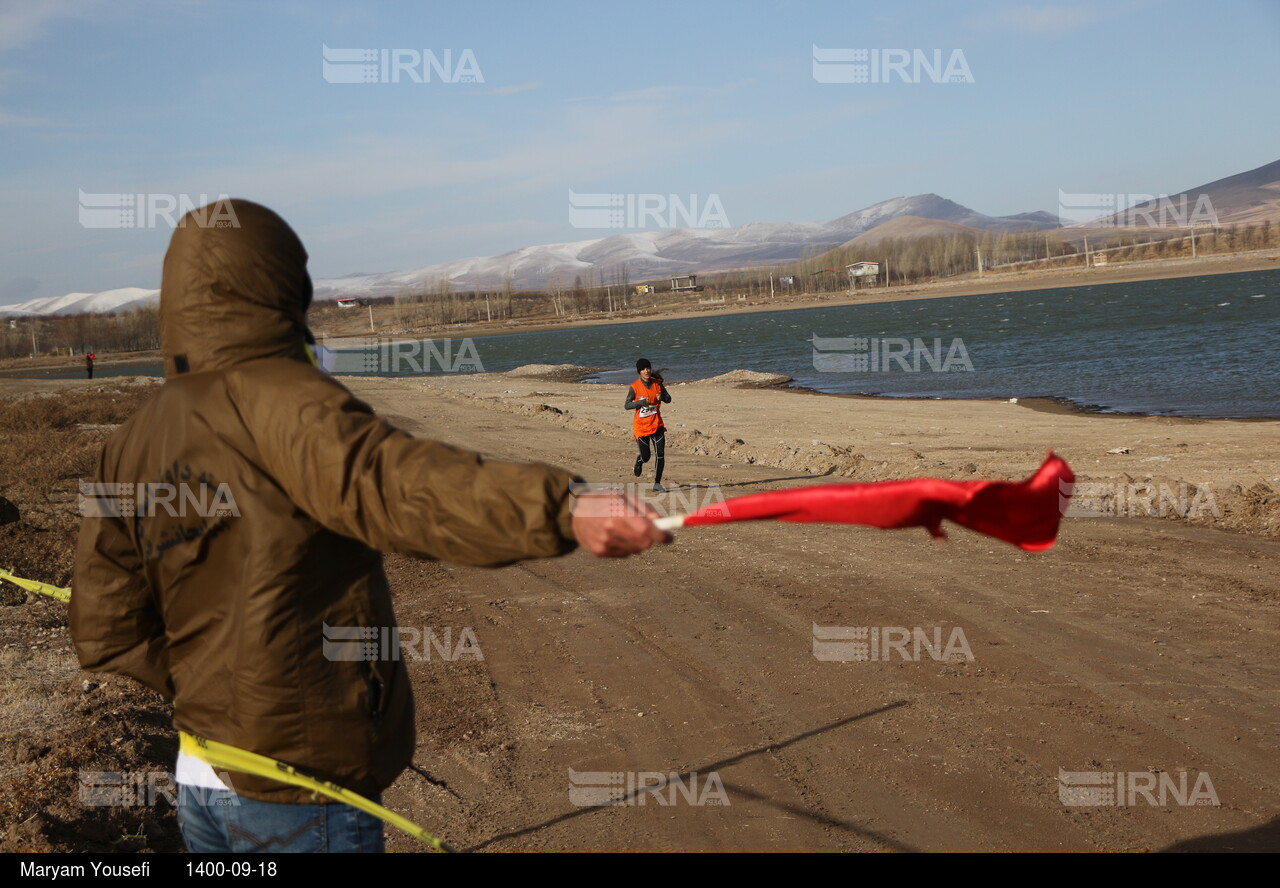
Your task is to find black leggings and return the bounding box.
[636,430,666,483]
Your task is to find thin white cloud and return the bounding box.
[477,81,541,96]
[0,0,102,51]
[1009,5,1094,34]
[974,2,1137,35]
[0,107,53,127]
[177,85,751,208]
[607,80,752,104]
[609,84,698,104]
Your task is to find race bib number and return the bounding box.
[639,405,658,418]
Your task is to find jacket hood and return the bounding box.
[159,199,313,378]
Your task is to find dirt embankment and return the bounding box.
[0,380,180,852]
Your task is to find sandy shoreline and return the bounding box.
[4,353,1279,499]
[8,363,1274,536]
[334,367,1279,540]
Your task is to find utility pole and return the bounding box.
[30,320,38,358]
[1190,227,1197,259]
[485,293,492,322]
[769,274,775,299]
[975,248,984,277]
[1083,235,1090,267]
[368,303,375,333]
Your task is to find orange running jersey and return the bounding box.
[631,378,664,438]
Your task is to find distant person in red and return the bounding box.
[626,358,672,492]
[86,353,95,380]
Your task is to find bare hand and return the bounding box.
[571,492,672,557]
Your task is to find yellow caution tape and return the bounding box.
[0,568,71,603]
[179,731,456,852]
[1,567,455,851]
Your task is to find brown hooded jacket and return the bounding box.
[70,200,579,802]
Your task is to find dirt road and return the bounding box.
[359,376,1279,852]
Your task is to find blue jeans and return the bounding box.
[177,783,385,853]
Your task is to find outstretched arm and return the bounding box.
[236,364,578,566]
[236,362,668,565]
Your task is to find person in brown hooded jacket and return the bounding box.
[70,199,667,853]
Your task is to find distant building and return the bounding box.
[845,261,881,279]
[779,274,797,287]
[634,284,654,295]
[336,298,364,309]
[670,274,702,292]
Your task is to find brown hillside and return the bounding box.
[844,215,985,249]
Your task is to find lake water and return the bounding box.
[25,268,1280,418]
[335,268,1280,418]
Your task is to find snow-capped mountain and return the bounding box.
[1,287,160,317]
[313,194,1054,298]
[3,193,1054,316]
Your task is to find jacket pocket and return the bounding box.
[361,657,387,729]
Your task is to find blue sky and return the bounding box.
[2,0,1278,305]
